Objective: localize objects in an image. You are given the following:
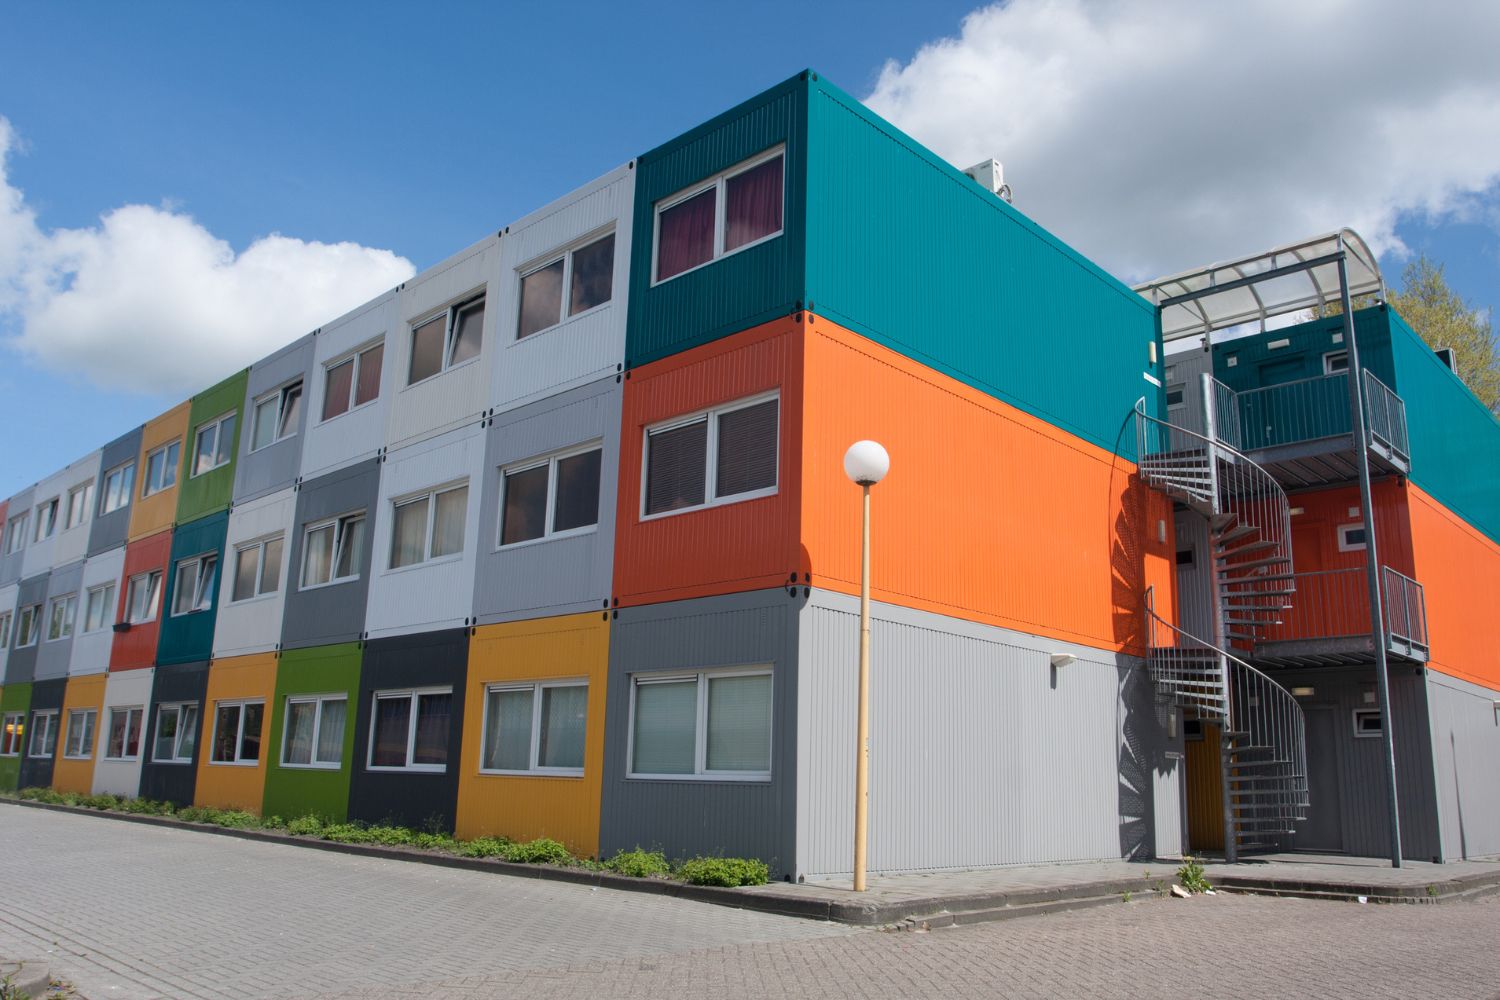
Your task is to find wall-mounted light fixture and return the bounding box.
[1050,653,1078,669]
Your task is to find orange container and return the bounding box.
[1286,480,1412,575]
[128,401,190,542]
[193,652,278,813]
[110,528,173,671]
[1408,483,1500,690]
[51,674,107,795]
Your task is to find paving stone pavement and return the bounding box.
[3,807,1498,1000]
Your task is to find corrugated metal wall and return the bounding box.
[492,164,633,414]
[22,460,83,581]
[34,559,84,681]
[233,336,314,505]
[625,74,807,369]
[1163,349,1213,438]
[797,588,1177,877]
[262,642,362,822]
[474,378,621,625]
[177,369,248,523]
[280,459,380,651]
[110,530,172,671]
[127,402,190,543]
[17,677,66,790]
[1408,483,1500,691]
[1211,309,1395,399]
[1174,513,1215,639]
[364,423,484,640]
[0,583,17,681]
[155,511,228,666]
[48,451,102,571]
[87,427,142,557]
[300,292,398,481]
[90,667,153,796]
[0,489,25,585]
[1426,671,1500,860]
[7,572,50,684]
[68,545,124,676]
[0,682,30,790]
[193,651,277,813]
[212,487,296,658]
[138,660,210,805]
[52,672,106,794]
[598,589,800,877]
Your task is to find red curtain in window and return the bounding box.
[725,156,783,252]
[656,189,716,281]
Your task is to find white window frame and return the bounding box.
[65,480,94,530]
[278,693,348,770]
[319,339,385,423]
[387,481,468,571]
[152,702,200,764]
[1353,708,1383,739]
[103,706,144,761]
[125,570,163,625]
[230,533,284,603]
[209,699,264,766]
[366,687,453,773]
[4,512,26,553]
[27,710,58,758]
[99,461,135,515]
[171,552,219,617]
[0,611,10,648]
[16,604,41,647]
[0,712,23,756]
[625,667,773,782]
[650,145,786,287]
[497,442,603,550]
[1165,383,1186,409]
[33,497,59,541]
[64,708,98,759]
[191,410,238,477]
[478,679,589,777]
[407,294,485,387]
[1323,351,1350,375]
[1337,523,1367,552]
[515,228,616,340]
[45,593,78,642]
[250,380,304,453]
[82,582,117,634]
[141,441,181,498]
[298,512,365,590]
[640,391,780,521]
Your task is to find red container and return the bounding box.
[110,528,173,671]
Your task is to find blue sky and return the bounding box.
[1,0,1496,499]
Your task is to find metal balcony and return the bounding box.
[1248,565,1428,667]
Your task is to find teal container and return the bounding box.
[156,510,229,665]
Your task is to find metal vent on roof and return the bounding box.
[963,159,1013,204]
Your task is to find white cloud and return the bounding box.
[0,117,415,395]
[866,0,1500,283]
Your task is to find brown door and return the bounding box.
[1185,721,1224,851]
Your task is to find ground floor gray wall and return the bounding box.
[1426,671,1500,861]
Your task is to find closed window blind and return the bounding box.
[715,399,778,498]
[645,420,707,515]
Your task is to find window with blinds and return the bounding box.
[643,392,778,517]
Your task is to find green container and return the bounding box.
[0,682,33,792]
[176,369,248,524]
[260,643,363,822]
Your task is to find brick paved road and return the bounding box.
[3,807,1498,1000]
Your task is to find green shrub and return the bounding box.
[457,836,511,858]
[1177,856,1212,894]
[120,796,174,816]
[410,831,458,852]
[284,815,325,836]
[603,848,671,878]
[500,838,574,865]
[675,856,770,887]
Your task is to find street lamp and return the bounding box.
[843,440,889,892]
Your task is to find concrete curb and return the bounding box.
[1,959,52,999]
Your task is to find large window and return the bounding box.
[368,689,452,771]
[499,445,601,547]
[126,570,163,624]
[250,381,303,452]
[45,593,77,642]
[629,670,772,779]
[16,604,41,647]
[322,341,384,421]
[192,411,238,477]
[100,462,135,515]
[281,694,347,769]
[153,703,199,763]
[654,148,784,284]
[300,513,364,588]
[27,711,58,758]
[643,393,778,517]
[83,583,116,633]
[408,295,484,385]
[33,497,59,541]
[1,712,24,756]
[517,233,615,339]
[390,484,468,568]
[171,553,218,616]
[210,701,264,765]
[64,709,97,759]
[4,513,26,553]
[231,535,283,602]
[65,481,94,529]
[105,707,144,760]
[142,441,180,497]
[480,681,587,774]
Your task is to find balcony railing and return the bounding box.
[1364,369,1411,465]
[1206,370,1409,469]
[1257,565,1427,661]
[1382,566,1428,658]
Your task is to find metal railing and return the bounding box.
[1205,371,1409,467]
[1364,370,1411,465]
[1262,568,1369,642]
[1144,590,1227,718]
[1382,566,1429,657]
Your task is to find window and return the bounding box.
[33,497,59,541]
[1176,549,1195,567]
[105,707,144,760]
[1,713,24,756]
[654,148,784,283]
[4,513,26,553]
[171,553,218,616]
[368,689,452,771]
[45,593,78,641]
[28,711,58,758]
[142,441,180,497]
[300,513,365,588]
[1324,351,1350,374]
[628,670,772,779]
[192,411,237,476]
[390,484,468,568]
[16,604,41,647]
[321,342,384,421]
[480,681,587,774]
[280,694,347,768]
[250,381,303,452]
[517,233,616,339]
[499,445,601,547]
[1337,523,1367,552]
[210,701,264,765]
[64,709,97,759]
[0,611,10,648]
[1166,383,1186,408]
[153,703,200,763]
[83,583,116,633]
[1353,709,1383,739]
[100,462,135,514]
[643,393,779,517]
[65,481,94,529]
[231,535,284,602]
[126,570,163,624]
[408,295,484,384]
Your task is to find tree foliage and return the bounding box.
[1386,255,1499,413]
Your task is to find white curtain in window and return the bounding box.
[483,689,532,770]
[431,487,467,558]
[284,701,315,765]
[391,500,428,568]
[538,685,587,769]
[316,699,346,763]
